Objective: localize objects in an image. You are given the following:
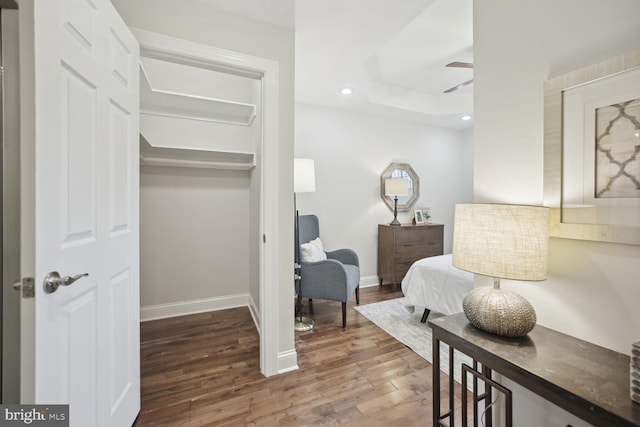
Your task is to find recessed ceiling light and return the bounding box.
[461,115,472,121]
[339,87,354,95]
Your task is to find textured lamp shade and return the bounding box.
[453,203,550,337]
[453,204,549,280]
[294,158,316,193]
[385,178,409,196]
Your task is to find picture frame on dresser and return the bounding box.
[414,209,424,224]
[420,207,431,224]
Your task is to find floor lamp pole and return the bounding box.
[294,193,314,331]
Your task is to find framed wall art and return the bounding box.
[544,50,640,245]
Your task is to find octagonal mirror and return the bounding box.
[380,162,420,212]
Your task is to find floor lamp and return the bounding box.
[294,158,316,332]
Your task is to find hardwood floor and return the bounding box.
[134,286,470,426]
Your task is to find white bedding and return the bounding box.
[401,254,473,316]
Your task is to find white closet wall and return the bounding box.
[139,56,261,320]
[140,166,251,307]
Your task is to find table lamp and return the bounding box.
[385,178,409,226]
[452,203,549,337]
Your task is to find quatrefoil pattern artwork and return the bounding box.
[595,98,640,198]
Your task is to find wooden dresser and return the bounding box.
[377,223,444,286]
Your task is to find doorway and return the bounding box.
[138,50,261,323]
[133,29,283,376]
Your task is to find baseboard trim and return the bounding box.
[277,349,299,374]
[247,293,260,333]
[140,293,250,322]
[360,275,380,288]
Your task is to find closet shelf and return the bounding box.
[140,138,255,170]
[140,64,256,126]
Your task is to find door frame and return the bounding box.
[132,29,284,376]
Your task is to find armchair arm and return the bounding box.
[326,248,359,267]
[299,259,351,302]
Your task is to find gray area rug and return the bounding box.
[354,297,470,382]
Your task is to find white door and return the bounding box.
[20,0,140,426]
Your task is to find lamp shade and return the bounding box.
[294,158,316,193]
[453,204,549,281]
[385,178,409,197]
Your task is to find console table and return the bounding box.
[429,313,640,427]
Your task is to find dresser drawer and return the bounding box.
[395,226,442,245]
[395,242,442,263]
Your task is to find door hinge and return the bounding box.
[263,234,266,243]
[13,277,35,298]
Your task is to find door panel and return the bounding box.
[108,102,132,235]
[108,269,132,412]
[64,288,98,427]
[60,63,98,246]
[20,0,140,425]
[65,0,96,51]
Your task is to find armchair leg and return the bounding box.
[341,302,347,328]
[355,285,360,305]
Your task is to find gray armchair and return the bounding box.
[296,215,360,327]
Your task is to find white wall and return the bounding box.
[295,103,473,284]
[474,1,640,425]
[140,166,250,307]
[112,0,296,366]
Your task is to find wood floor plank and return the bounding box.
[134,285,473,426]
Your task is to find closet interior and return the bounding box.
[138,52,262,324]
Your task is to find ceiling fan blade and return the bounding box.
[443,79,474,94]
[446,61,473,69]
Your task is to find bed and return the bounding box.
[401,254,474,322]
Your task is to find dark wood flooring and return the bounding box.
[134,286,470,426]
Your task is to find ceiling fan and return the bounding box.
[443,61,474,93]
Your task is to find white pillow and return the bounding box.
[309,237,324,253]
[300,238,327,262]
